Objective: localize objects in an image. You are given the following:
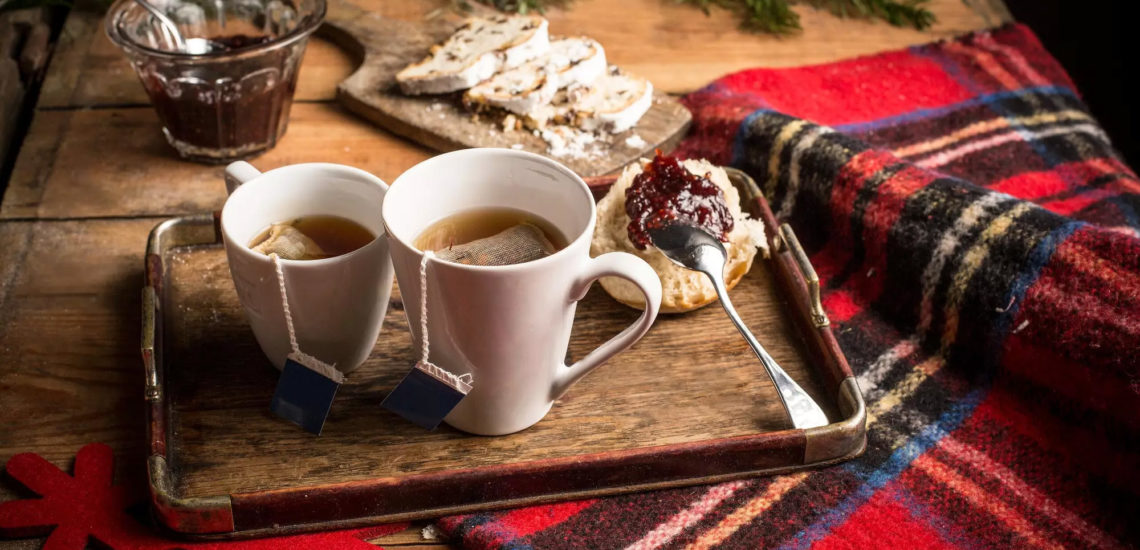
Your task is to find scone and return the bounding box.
[591,157,768,313]
[397,15,549,95]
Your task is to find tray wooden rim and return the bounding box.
[140,172,866,538]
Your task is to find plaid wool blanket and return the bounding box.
[436,24,1140,549]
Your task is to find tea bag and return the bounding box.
[435,223,556,266]
[381,251,474,430]
[252,223,327,260]
[265,254,344,435]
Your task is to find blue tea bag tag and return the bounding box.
[270,352,344,435]
[381,361,472,430]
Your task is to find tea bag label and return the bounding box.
[271,354,342,435]
[381,361,471,430]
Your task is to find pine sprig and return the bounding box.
[471,0,935,35]
[465,0,571,15]
[808,0,935,29]
[679,0,802,34]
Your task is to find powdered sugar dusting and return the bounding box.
[540,126,601,159]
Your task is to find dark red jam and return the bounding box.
[141,34,295,160]
[624,151,734,249]
[208,34,274,51]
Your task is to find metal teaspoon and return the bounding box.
[133,0,217,54]
[648,222,830,430]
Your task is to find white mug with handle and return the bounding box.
[383,148,662,435]
[221,161,394,374]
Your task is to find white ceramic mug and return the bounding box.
[383,148,663,435]
[221,161,394,374]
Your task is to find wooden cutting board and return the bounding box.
[319,2,692,177]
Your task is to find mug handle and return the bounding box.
[551,252,662,400]
[224,161,262,195]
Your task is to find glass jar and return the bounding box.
[105,0,326,163]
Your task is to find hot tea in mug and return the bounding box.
[249,214,376,261]
[414,207,568,266]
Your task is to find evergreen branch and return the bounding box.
[472,0,936,34]
[678,0,802,34]
[466,0,571,15]
[806,0,934,29]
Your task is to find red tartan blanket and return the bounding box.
[436,24,1140,549]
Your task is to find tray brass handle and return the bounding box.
[778,224,829,328]
[142,286,161,402]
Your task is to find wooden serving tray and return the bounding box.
[141,170,865,537]
[317,1,692,178]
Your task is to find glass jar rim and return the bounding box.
[104,0,327,61]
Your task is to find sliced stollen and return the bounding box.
[546,37,606,89]
[397,15,549,95]
[521,88,579,129]
[591,159,768,313]
[522,66,653,132]
[464,37,606,116]
[572,66,654,133]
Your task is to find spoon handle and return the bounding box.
[705,270,830,430]
[134,0,186,51]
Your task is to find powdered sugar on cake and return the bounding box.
[397,15,656,159]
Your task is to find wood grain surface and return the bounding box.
[0,103,433,220]
[324,2,691,177]
[161,242,827,499]
[0,219,155,492]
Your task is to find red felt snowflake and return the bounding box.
[0,443,407,549]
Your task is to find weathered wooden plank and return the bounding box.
[0,221,31,316]
[2,7,58,178]
[0,103,432,219]
[0,108,69,219]
[0,59,23,169]
[37,0,1010,108]
[33,2,100,109]
[0,219,154,492]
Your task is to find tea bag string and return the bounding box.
[419,251,473,387]
[270,254,344,383]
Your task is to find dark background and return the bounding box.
[1005,0,1136,167]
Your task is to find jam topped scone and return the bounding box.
[624,152,735,249]
[592,152,768,313]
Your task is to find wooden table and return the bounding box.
[0,0,1009,547]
